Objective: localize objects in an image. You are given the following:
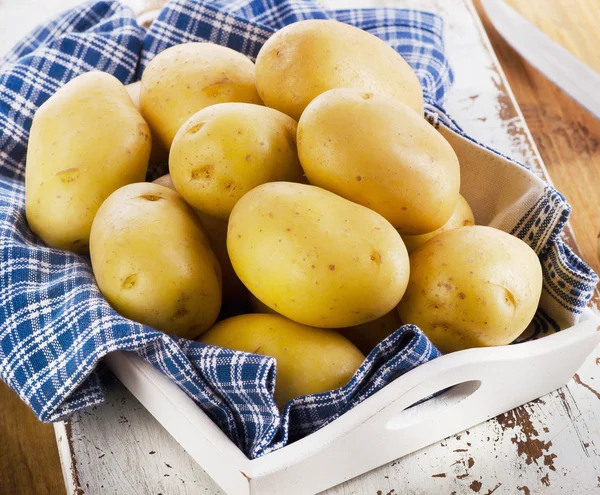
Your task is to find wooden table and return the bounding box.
[1,0,599,494]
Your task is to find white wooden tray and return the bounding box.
[104,308,600,495]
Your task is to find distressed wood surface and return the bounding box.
[54,372,223,495]
[480,0,600,277]
[0,381,64,495]
[0,0,599,494]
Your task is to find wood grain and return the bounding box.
[55,373,223,495]
[474,0,600,276]
[0,381,63,494]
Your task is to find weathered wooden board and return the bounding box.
[1,0,599,494]
[54,372,223,495]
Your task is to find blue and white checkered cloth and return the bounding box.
[0,0,596,459]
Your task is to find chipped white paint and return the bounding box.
[101,312,600,495]
[2,0,599,494]
[55,373,223,495]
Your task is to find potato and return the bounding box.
[227,182,410,328]
[401,194,475,254]
[339,310,402,355]
[250,293,401,355]
[397,226,543,353]
[140,43,262,149]
[249,292,275,314]
[199,313,364,408]
[170,103,304,219]
[90,182,222,339]
[153,174,250,313]
[125,81,168,165]
[193,211,250,315]
[153,173,176,190]
[298,89,460,235]
[26,71,151,253]
[255,19,423,121]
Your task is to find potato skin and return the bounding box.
[140,43,262,149]
[298,89,460,235]
[90,183,222,339]
[125,82,168,165]
[170,103,304,219]
[249,292,276,314]
[153,174,250,313]
[26,71,151,253]
[255,20,423,121]
[397,226,543,353]
[152,173,177,190]
[190,211,250,315]
[250,293,401,355]
[339,310,402,355]
[401,194,475,254]
[199,313,364,408]
[227,182,410,328]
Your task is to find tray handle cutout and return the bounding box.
[386,380,482,431]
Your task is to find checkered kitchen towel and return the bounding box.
[0,0,596,459]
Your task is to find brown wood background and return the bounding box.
[475,0,600,277]
[1,0,598,492]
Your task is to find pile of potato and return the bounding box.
[25,20,543,408]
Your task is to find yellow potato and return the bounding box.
[152,173,176,190]
[140,43,262,149]
[153,174,250,313]
[170,103,304,219]
[249,292,276,314]
[26,71,151,253]
[255,19,423,121]
[339,310,402,355]
[90,182,222,339]
[199,313,364,408]
[397,226,543,353]
[401,194,475,254]
[298,89,460,235]
[125,81,169,165]
[193,211,250,315]
[227,182,410,328]
[250,293,400,355]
